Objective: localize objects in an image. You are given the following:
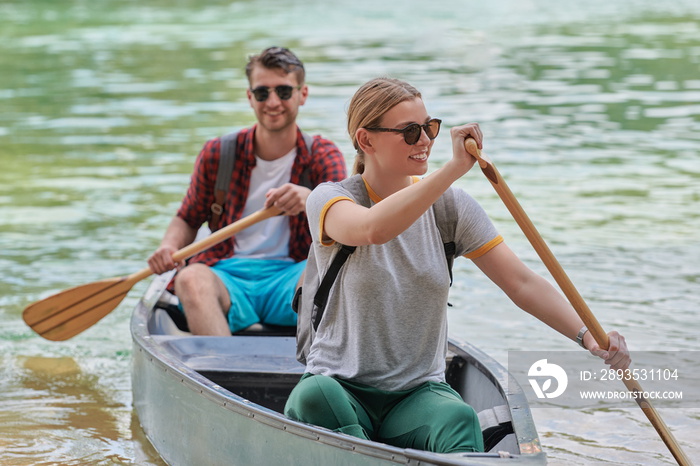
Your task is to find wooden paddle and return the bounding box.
[463,139,690,465]
[23,206,282,342]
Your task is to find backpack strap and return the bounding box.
[340,174,371,207]
[210,130,315,229]
[299,132,315,190]
[312,244,356,330]
[210,131,240,230]
[432,188,457,286]
[306,175,367,329]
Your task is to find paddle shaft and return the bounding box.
[464,139,691,466]
[128,206,282,283]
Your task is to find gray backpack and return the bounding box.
[293,174,458,365]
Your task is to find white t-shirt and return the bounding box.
[234,148,296,260]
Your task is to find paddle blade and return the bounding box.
[22,207,279,342]
[22,276,137,341]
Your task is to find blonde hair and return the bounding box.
[347,77,422,174]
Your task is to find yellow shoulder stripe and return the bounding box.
[319,196,354,246]
[463,235,504,260]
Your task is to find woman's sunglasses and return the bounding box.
[364,118,442,145]
[250,85,301,102]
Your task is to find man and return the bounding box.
[148,46,347,335]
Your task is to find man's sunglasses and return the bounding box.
[250,85,301,102]
[364,118,442,145]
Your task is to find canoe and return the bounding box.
[131,271,547,465]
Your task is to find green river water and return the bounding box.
[1,0,699,464]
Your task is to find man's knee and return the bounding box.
[174,263,211,293]
[174,264,230,317]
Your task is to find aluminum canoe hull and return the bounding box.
[131,274,546,465]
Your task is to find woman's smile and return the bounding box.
[409,150,428,162]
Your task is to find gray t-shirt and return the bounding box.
[305,177,501,391]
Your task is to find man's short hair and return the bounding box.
[245,47,305,84]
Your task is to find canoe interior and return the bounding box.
[156,334,303,414]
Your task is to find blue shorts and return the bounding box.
[210,257,305,333]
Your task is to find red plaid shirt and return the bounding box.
[177,125,346,266]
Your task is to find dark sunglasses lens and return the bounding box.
[404,124,422,145]
[275,85,294,100]
[426,119,441,139]
[252,87,269,101]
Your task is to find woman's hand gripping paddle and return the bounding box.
[464,139,690,466]
[22,206,281,342]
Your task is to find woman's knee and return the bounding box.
[382,386,483,453]
[285,375,357,428]
[434,403,483,453]
[286,376,336,419]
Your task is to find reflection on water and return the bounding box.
[1,0,699,464]
[1,356,163,465]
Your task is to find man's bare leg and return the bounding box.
[174,263,232,336]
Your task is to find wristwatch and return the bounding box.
[576,326,589,349]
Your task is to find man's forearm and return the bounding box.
[161,215,198,250]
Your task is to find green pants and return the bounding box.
[284,373,484,454]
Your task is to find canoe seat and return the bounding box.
[154,292,296,336]
[477,405,514,452]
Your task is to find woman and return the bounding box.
[284,77,630,453]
